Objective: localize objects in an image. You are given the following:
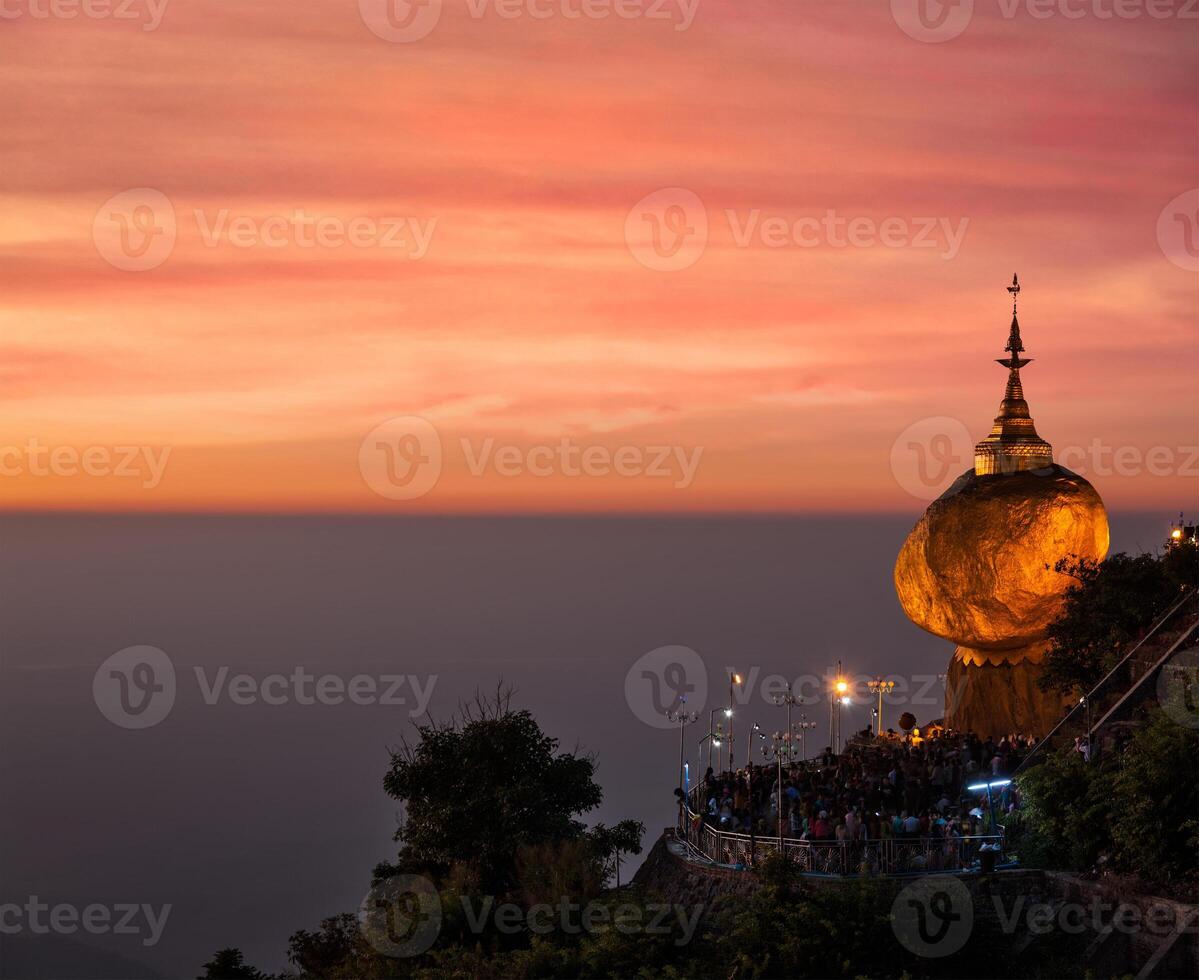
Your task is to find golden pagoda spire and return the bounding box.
[974,274,1054,476]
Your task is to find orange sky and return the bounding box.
[2,0,1196,513]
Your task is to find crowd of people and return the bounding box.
[682,726,1029,848]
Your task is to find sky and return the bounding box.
[2,0,1196,513]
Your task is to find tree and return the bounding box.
[380,689,603,894]
[1105,709,1199,885]
[1014,707,1199,889]
[585,820,645,885]
[197,948,266,980]
[1039,552,1182,695]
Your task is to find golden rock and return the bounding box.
[894,276,1112,735]
[895,465,1109,659]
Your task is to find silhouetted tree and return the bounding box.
[379,688,603,894]
[1040,552,1188,695]
[198,948,266,980]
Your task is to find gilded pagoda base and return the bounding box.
[943,647,1073,738]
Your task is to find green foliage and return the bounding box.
[1009,748,1110,871]
[285,913,392,980]
[204,690,1199,980]
[1040,552,1187,696]
[381,689,603,893]
[1015,707,1199,886]
[1105,709,1199,884]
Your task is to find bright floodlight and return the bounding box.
[724,708,732,717]
[840,696,851,706]
[966,778,1012,792]
[835,680,848,694]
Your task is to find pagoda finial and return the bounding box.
[974,272,1052,475]
[999,273,1029,368]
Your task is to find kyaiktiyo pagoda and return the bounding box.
[894,276,1110,737]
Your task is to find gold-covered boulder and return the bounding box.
[895,464,1109,658]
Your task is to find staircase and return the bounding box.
[1016,585,1199,774]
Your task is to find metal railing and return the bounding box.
[677,801,1003,876]
[1016,585,1199,774]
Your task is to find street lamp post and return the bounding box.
[794,715,817,760]
[762,732,790,852]
[867,677,896,735]
[747,724,763,865]
[727,671,742,773]
[671,705,700,825]
[707,709,721,771]
[831,662,849,753]
[772,680,803,751]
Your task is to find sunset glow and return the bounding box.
[3,0,1195,512]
